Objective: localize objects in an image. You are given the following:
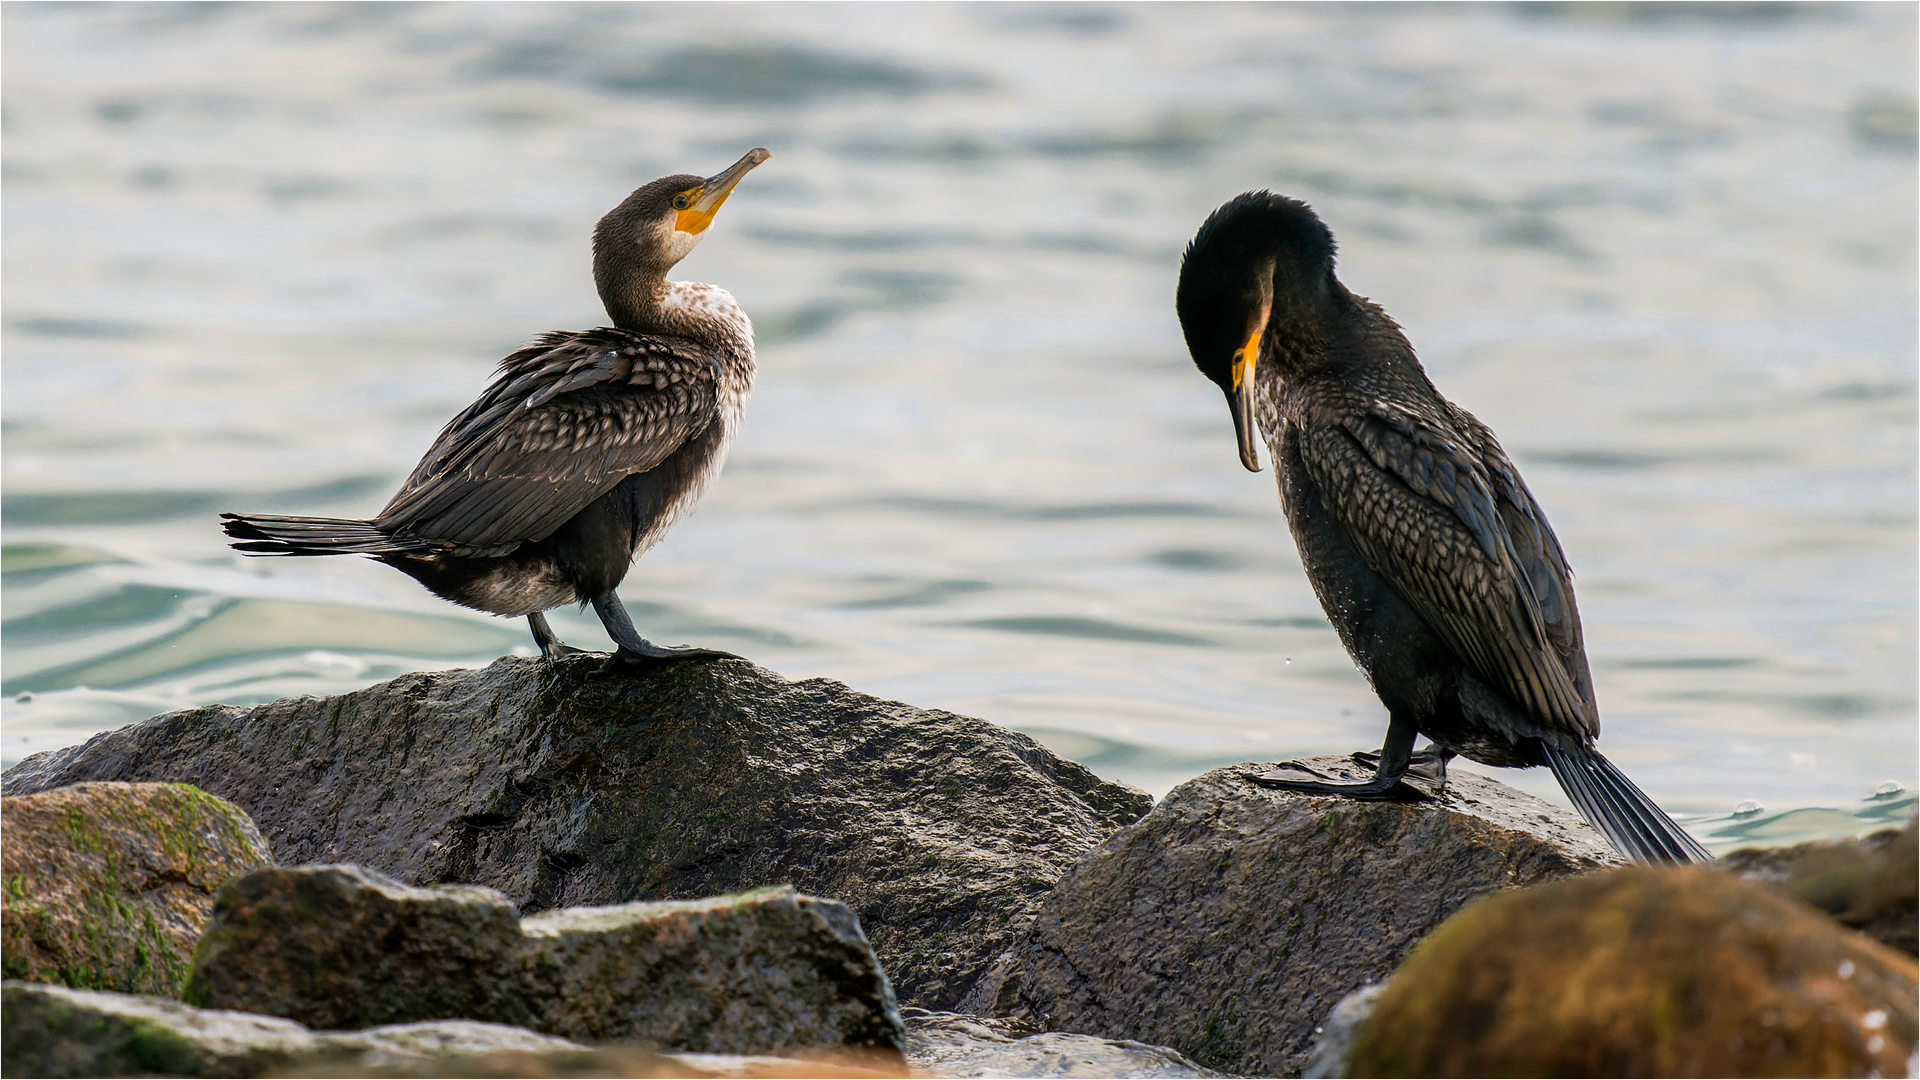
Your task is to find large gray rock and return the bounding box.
[1,656,1151,1009]
[1,981,582,1079]
[960,757,1620,1077]
[904,1010,1222,1078]
[189,864,903,1057]
[1,782,272,998]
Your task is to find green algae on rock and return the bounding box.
[189,864,905,1059]
[1722,816,1918,956]
[1348,865,1919,1078]
[1,781,271,998]
[1,980,589,1079]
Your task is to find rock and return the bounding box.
[1,980,583,1079]
[187,864,532,1031]
[0,781,272,998]
[960,757,1619,1077]
[273,1047,902,1078]
[1721,816,1918,955]
[1,657,1150,1009]
[189,864,905,1058]
[903,1009,1222,1077]
[1299,984,1383,1079]
[272,1047,902,1078]
[1347,865,1919,1078]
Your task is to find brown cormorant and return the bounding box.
[1175,190,1709,863]
[222,148,772,668]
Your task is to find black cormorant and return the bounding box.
[222,148,772,668]
[1175,190,1709,863]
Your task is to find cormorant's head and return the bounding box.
[1176,191,1337,472]
[594,147,771,281]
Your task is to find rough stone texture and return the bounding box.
[1722,816,1918,955]
[904,1010,1221,1077]
[1,657,1151,1010]
[189,864,904,1057]
[1,981,582,1079]
[960,757,1619,1077]
[1,781,272,998]
[186,864,530,1030]
[1348,865,1920,1078]
[275,1047,903,1078]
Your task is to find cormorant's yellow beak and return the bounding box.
[1228,326,1262,472]
[675,147,772,236]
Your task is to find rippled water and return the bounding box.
[4,2,1915,850]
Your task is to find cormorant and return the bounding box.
[1175,191,1709,863]
[222,148,772,668]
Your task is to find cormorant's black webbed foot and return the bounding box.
[1353,742,1454,789]
[589,594,742,674]
[1249,717,1438,801]
[1251,763,1433,802]
[527,612,588,660]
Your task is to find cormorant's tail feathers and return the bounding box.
[221,513,431,557]
[1542,741,1710,864]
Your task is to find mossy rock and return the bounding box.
[189,864,905,1058]
[1349,865,1919,1077]
[1,782,271,997]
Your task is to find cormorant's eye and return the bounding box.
[672,193,692,210]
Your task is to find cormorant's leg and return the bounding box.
[1251,712,1427,799]
[1354,741,1454,789]
[527,612,585,660]
[590,592,742,670]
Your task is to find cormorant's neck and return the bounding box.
[595,261,673,331]
[1263,271,1347,349]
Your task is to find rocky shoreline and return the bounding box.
[3,658,1915,1077]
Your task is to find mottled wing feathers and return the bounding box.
[1299,395,1598,737]
[375,329,718,553]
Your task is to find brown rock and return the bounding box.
[186,864,530,1031]
[1,781,271,998]
[1721,817,1918,955]
[1,980,584,1079]
[1,657,1151,1009]
[961,758,1618,1077]
[189,865,905,1059]
[1348,865,1919,1078]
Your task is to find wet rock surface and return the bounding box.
[190,865,903,1057]
[1,981,582,1079]
[0,781,272,998]
[2,981,899,1079]
[961,757,1620,1077]
[904,1010,1222,1077]
[0,656,1152,1010]
[1721,816,1918,955]
[1348,864,1919,1078]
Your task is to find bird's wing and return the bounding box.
[1297,396,1598,737]
[375,329,720,552]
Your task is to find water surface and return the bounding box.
[4,2,1915,849]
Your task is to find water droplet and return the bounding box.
[1733,800,1764,817]
[1870,781,1907,800]
[1839,960,1856,979]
